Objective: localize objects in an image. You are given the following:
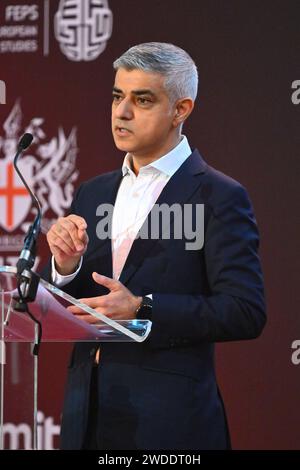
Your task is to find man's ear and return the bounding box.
[173,98,194,127]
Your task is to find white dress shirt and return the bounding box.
[52,135,192,286]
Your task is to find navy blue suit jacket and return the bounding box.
[45,149,266,449]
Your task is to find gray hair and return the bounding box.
[113,42,198,103]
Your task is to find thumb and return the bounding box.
[92,272,120,291]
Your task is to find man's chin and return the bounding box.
[113,139,136,153]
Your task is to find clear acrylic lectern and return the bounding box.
[0,266,151,450]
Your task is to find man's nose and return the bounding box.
[114,98,133,120]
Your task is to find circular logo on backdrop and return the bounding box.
[0,1,113,59]
[54,0,113,62]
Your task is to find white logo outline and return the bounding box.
[54,0,113,62]
[0,101,79,234]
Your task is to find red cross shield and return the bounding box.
[0,160,32,232]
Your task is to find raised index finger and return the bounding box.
[67,214,87,230]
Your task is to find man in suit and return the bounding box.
[45,42,266,449]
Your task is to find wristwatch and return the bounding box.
[135,296,153,320]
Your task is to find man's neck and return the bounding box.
[130,135,182,175]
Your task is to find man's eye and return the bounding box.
[112,94,122,102]
[137,97,150,105]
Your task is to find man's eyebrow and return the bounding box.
[112,87,156,97]
[132,89,156,97]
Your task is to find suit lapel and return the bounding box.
[119,149,207,285]
[86,169,123,278]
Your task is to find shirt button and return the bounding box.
[132,192,139,198]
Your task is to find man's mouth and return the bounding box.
[115,126,132,134]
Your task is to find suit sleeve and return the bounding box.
[149,184,266,345]
[39,183,84,295]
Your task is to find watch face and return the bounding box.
[142,297,153,309]
[137,296,152,319]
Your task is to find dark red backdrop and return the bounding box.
[0,0,299,449]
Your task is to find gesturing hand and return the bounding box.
[67,272,142,323]
[46,214,89,275]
